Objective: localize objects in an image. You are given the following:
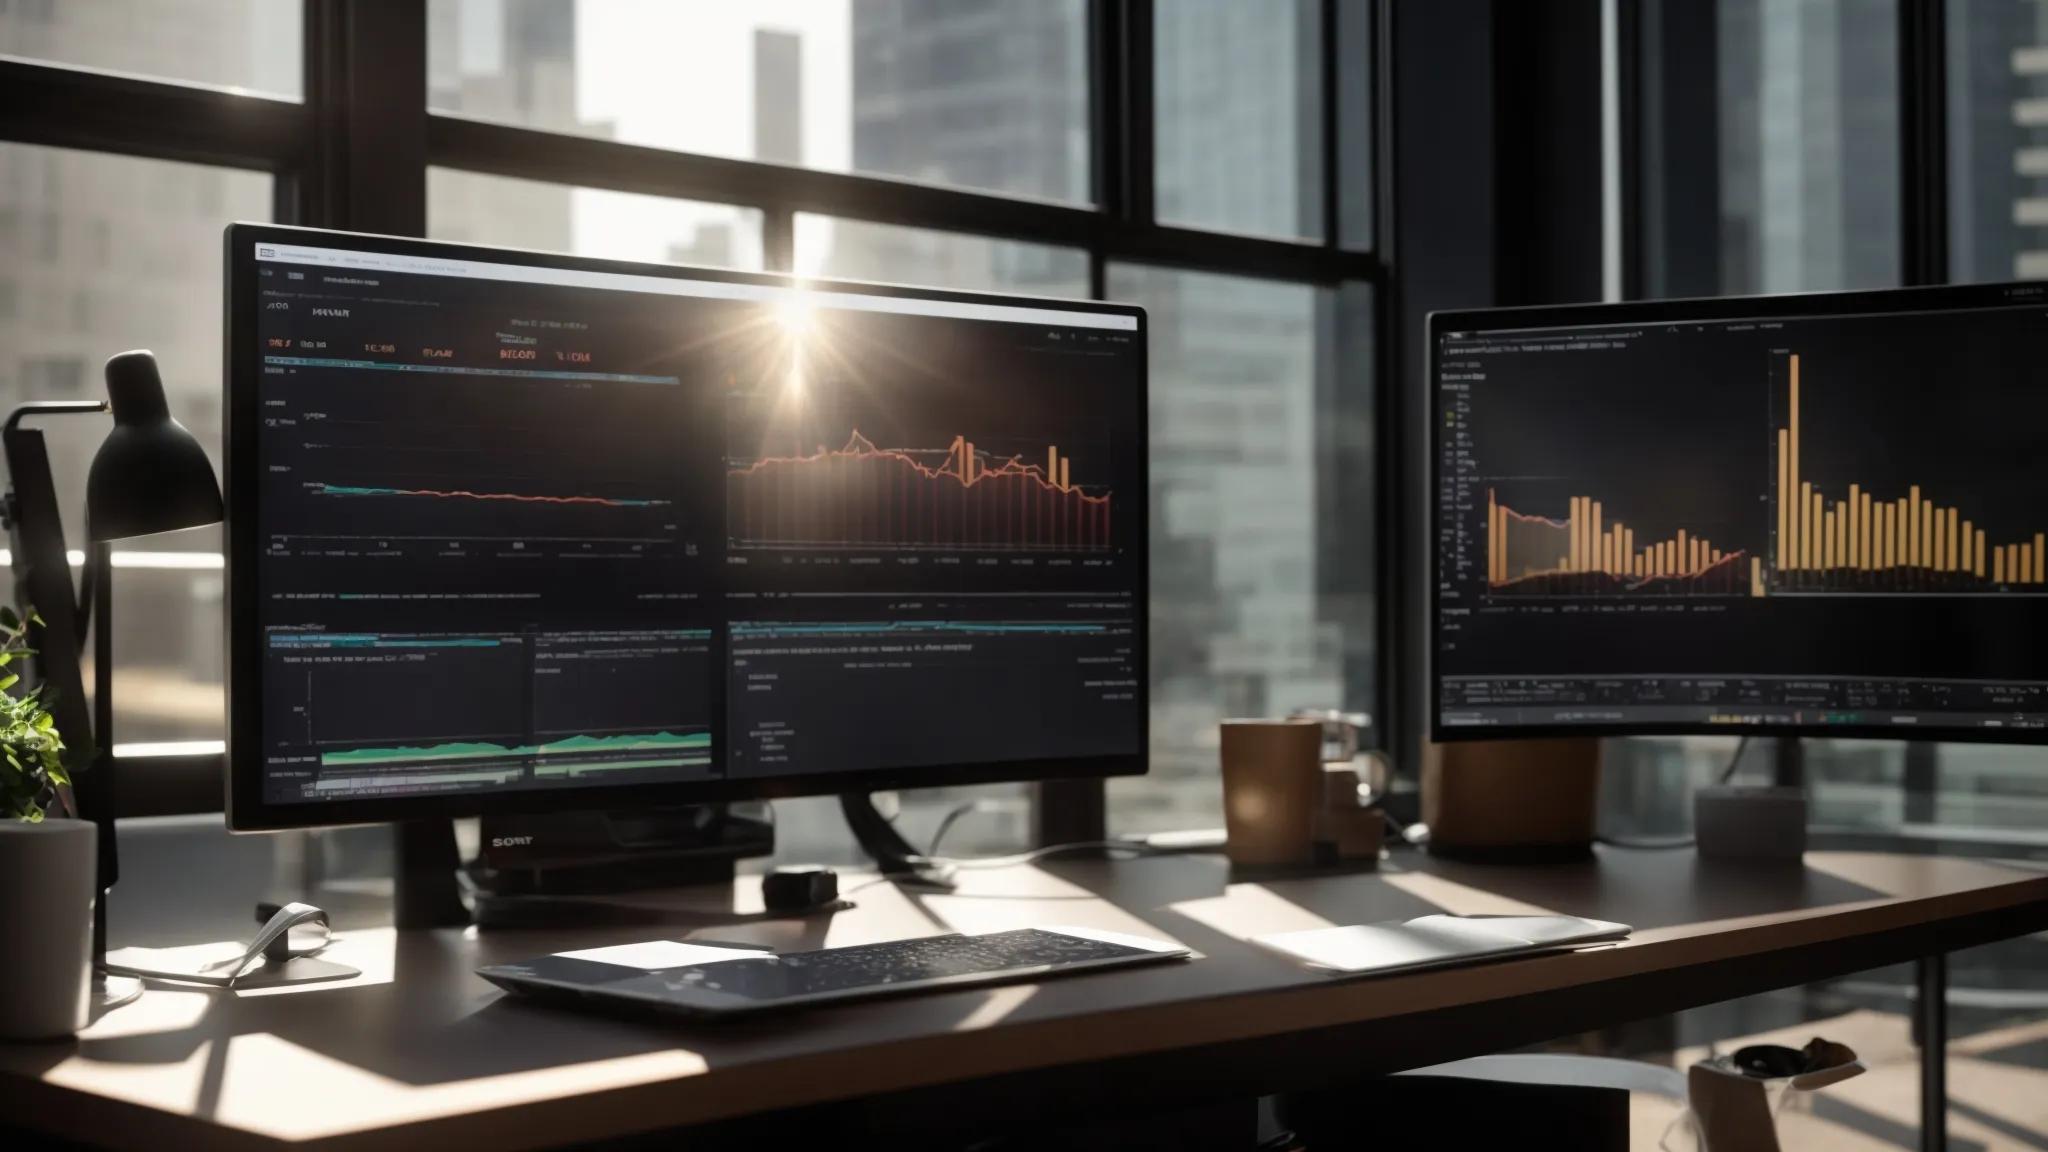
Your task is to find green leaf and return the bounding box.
[0,674,22,693]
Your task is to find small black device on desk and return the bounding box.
[479,927,1189,1019]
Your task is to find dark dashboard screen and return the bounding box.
[1434,283,2048,741]
[243,234,1144,808]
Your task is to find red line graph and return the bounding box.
[728,430,1112,551]
[312,483,667,508]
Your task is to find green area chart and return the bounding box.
[321,730,712,773]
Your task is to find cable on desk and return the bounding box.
[924,840,1163,870]
[926,798,1000,856]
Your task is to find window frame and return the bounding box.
[0,0,1396,833]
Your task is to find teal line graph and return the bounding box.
[730,620,1111,638]
[311,482,668,508]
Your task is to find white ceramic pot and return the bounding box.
[0,818,96,1040]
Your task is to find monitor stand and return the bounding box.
[392,807,774,930]
[393,796,959,928]
[396,820,472,930]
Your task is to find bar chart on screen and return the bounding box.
[1483,488,1763,598]
[1770,352,2048,596]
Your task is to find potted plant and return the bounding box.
[0,605,96,1040]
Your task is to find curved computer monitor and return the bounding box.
[224,224,1146,830]
[1431,280,2048,743]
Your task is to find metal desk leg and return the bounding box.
[1917,953,1947,1152]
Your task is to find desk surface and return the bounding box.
[4,848,2046,1150]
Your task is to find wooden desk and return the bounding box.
[4,848,2045,1150]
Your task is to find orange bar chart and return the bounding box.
[1775,352,2045,592]
[1485,487,1754,597]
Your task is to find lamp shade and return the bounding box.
[86,351,224,542]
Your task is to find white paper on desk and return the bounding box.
[1254,914,1630,975]
[554,940,768,970]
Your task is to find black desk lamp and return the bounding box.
[1,350,223,1008]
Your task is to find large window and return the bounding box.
[3,3,1385,849]
[427,0,1091,204]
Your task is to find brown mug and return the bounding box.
[1219,718,1325,866]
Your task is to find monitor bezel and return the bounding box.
[1427,278,2048,745]
[225,222,1149,831]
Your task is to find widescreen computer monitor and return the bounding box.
[224,224,1146,830]
[1431,281,2048,742]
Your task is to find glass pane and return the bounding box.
[1155,0,1324,241]
[1712,0,1900,293]
[0,143,272,744]
[428,0,1090,204]
[428,168,765,270]
[1106,266,1374,835]
[795,214,1089,297]
[0,0,300,99]
[1949,0,2048,282]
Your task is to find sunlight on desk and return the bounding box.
[208,1032,714,1142]
[919,865,1186,946]
[78,987,213,1039]
[1167,883,1338,941]
[105,926,397,999]
[44,1038,220,1121]
[1798,851,2043,902]
[1380,869,1558,918]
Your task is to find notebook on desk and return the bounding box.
[1253,914,1631,976]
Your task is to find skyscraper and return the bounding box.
[1716,0,1899,293]
[1948,1,2048,281]
[754,29,804,166]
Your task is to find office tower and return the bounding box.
[838,0,1087,297]
[1716,0,1899,293]
[754,29,804,166]
[849,0,1085,204]
[1948,1,2048,281]
[1153,0,1324,239]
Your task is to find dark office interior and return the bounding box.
[3,2,2048,1149]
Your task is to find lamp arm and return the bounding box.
[4,400,107,435]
